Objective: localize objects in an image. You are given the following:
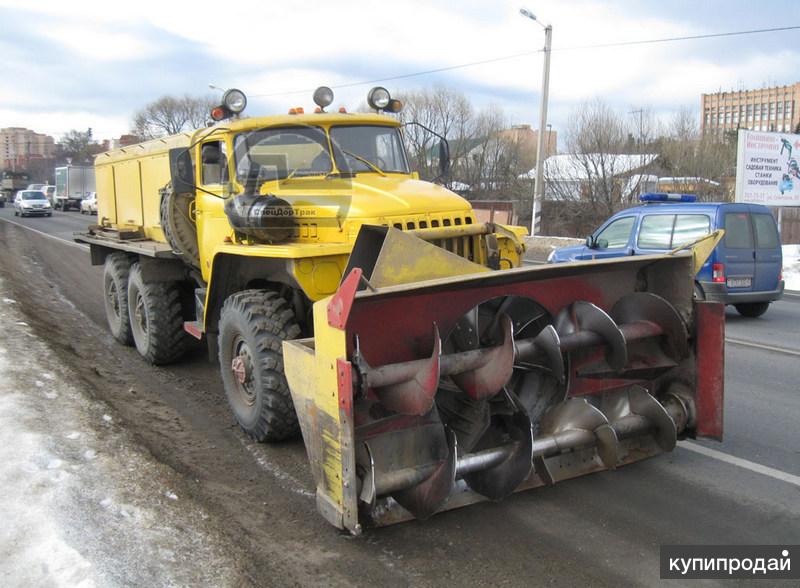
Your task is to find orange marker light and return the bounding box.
[339,106,347,113]
[288,108,297,114]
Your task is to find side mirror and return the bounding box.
[596,238,609,249]
[438,140,451,177]
[169,148,194,194]
[585,235,595,248]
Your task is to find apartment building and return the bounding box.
[1,127,56,169]
[701,83,799,138]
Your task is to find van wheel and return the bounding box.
[104,253,134,345]
[218,290,300,442]
[734,302,769,318]
[127,262,189,364]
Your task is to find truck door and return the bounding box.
[196,141,230,271]
[749,207,782,292]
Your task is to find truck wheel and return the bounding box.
[104,253,134,345]
[734,302,769,318]
[218,290,301,442]
[127,262,189,364]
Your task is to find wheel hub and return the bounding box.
[231,355,250,385]
[231,338,256,406]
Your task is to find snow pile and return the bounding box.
[0,285,239,587]
[784,245,800,292]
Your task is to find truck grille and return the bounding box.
[386,213,484,264]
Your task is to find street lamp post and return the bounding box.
[520,8,552,237]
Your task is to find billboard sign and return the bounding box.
[735,130,800,206]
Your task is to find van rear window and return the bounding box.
[752,214,779,249]
[724,212,753,249]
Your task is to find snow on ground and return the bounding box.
[784,244,800,292]
[0,280,239,587]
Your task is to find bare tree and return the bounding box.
[657,107,735,200]
[132,95,215,139]
[545,99,651,216]
[397,87,475,181]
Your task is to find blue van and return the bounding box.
[548,194,784,317]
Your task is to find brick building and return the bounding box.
[701,83,800,138]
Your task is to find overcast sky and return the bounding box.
[0,0,798,143]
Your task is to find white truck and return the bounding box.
[54,165,95,211]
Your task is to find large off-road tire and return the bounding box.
[218,290,301,442]
[104,253,134,345]
[734,302,770,318]
[127,262,189,364]
[160,185,200,268]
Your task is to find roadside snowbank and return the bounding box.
[0,281,239,587]
[784,244,800,292]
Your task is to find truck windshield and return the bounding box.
[330,125,409,174]
[234,126,332,182]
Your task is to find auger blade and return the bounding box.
[393,429,457,519]
[601,386,677,452]
[356,326,441,416]
[463,393,534,500]
[450,314,515,400]
[611,292,689,361]
[557,301,627,371]
[532,397,619,484]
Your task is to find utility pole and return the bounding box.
[521,7,552,238]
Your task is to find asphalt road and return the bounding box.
[0,206,798,587]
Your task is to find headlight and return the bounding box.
[222,88,247,114]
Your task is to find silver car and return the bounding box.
[80,192,97,215]
[14,190,52,217]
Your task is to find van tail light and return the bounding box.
[712,263,725,283]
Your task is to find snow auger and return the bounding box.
[283,226,725,534]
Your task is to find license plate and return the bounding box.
[727,277,752,288]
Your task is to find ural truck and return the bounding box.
[55,165,95,211]
[76,87,725,534]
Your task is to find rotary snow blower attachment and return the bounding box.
[283,227,724,534]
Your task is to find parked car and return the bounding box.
[548,193,784,317]
[80,192,97,215]
[14,190,52,217]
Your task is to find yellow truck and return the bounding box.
[77,87,725,534]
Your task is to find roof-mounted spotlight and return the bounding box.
[367,86,391,111]
[313,86,334,112]
[222,88,247,114]
[210,88,248,121]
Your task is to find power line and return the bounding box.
[250,25,800,98]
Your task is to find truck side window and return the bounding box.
[724,212,753,249]
[595,216,635,249]
[671,214,710,247]
[752,214,779,248]
[201,141,228,185]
